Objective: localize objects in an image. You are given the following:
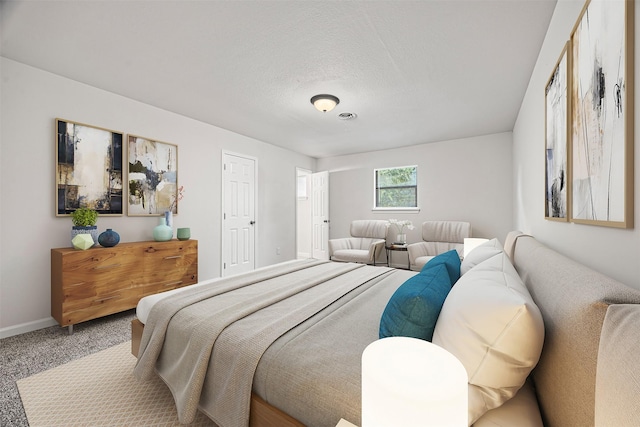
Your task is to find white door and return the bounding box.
[312,171,329,260]
[222,152,256,276]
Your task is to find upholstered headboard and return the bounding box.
[508,232,640,427]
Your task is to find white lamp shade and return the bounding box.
[463,238,489,258]
[362,337,468,427]
[311,94,339,112]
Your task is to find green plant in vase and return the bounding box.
[71,208,98,227]
[70,208,99,247]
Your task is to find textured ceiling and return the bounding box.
[1,0,556,158]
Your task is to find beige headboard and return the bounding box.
[509,233,640,427]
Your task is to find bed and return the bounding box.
[132,233,640,427]
[133,259,415,427]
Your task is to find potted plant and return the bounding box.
[70,208,99,247]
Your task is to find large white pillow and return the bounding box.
[433,252,544,425]
[460,238,503,275]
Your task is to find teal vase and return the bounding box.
[153,217,173,241]
[177,227,191,241]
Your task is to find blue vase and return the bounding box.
[98,228,120,247]
[153,217,173,241]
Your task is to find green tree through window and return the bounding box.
[375,166,417,208]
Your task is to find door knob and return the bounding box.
[249,220,256,225]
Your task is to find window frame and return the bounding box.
[372,165,420,212]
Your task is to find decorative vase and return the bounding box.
[71,226,98,247]
[71,234,94,250]
[396,233,407,244]
[98,228,120,247]
[165,210,173,228]
[177,227,191,241]
[153,217,173,241]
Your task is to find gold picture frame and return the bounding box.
[569,0,634,228]
[127,134,179,216]
[56,118,123,216]
[545,41,570,221]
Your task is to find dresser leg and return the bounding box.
[68,324,73,335]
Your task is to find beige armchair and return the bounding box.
[407,221,471,271]
[329,220,388,265]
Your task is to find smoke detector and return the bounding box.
[338,112,357,120]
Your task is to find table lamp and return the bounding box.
[362,337,467,427]
[463,238,489,258]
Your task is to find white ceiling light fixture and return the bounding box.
[310,94,340,112]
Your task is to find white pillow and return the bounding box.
[433,252,544,425]
[460,238,503,275]
[472,380,543,427]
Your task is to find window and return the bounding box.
[374,166,418,209]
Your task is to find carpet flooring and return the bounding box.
[0,310,136,427]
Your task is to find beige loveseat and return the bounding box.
[407,221,471,271]
[328,220,388,265]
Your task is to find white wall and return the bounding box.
[0,57,315,337]
[513,0,640,289]
[317,132,513,265]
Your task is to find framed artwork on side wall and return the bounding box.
[570,0,634,228]
[545,41,570,221]
[56,118,123,216]
[127,135,179,216]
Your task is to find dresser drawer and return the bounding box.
[62,286,138,312]
[58,247,139,287]
[60,288,140,326]
[60,264,139,291]
[140,240,198,286]
[61,278,135,303]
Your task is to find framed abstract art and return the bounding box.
[545,41,570,221]
[570,0,634,228]
[127,135,179,216]
[56,119,123,216]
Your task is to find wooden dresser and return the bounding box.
[51,239,198,333]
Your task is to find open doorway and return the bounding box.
[296,168,312,259]
[296,169,330,260]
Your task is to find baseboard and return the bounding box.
[0,317,58,339]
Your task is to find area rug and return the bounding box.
[17,341,216,426]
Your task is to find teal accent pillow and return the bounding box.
[379,264,453,341]
[421,249,461,284]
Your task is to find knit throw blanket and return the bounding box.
[134,259,392,426]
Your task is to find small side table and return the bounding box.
[385,244,410,270]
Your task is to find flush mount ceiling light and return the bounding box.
[310,94,340,112]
